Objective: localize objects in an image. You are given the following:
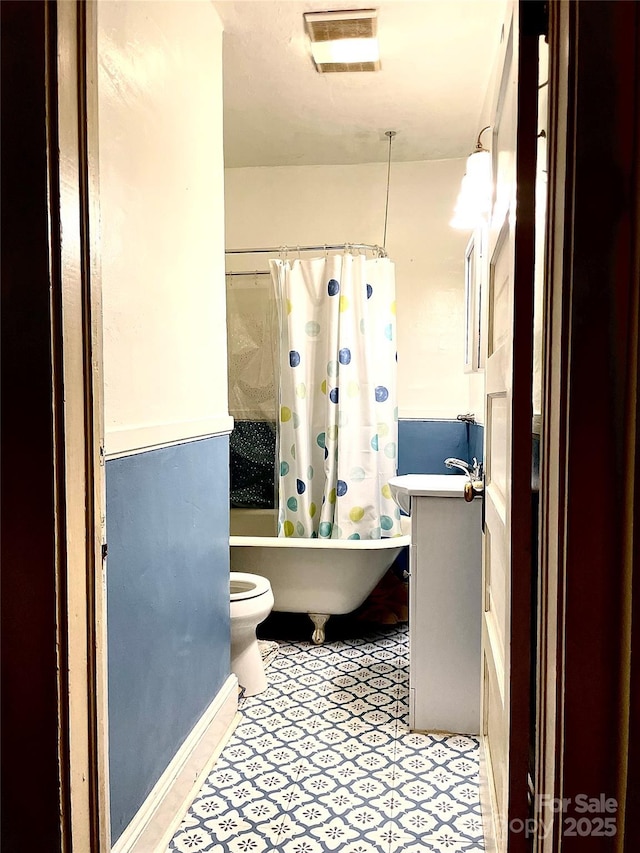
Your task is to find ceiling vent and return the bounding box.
[303,9,380,73]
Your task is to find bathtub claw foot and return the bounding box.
[309,613,330,645]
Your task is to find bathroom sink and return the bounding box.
[388,477,413,514]
[388,474,470,514]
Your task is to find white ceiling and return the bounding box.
[213,0,506,168]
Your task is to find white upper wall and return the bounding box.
[225,159,472,419]
[99,0,231,457]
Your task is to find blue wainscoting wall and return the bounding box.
[106,435,230,843]
[468,422,484,469]
[398,419,484,475]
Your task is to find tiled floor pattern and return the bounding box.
[168,624,484,853]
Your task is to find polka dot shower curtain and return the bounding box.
[270,252,402,540]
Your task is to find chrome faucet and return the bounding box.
[444,456,483,481]
[444,457,471,477]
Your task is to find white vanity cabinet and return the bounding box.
[392,475,482,734]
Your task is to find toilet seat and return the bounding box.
[230,571,271,601]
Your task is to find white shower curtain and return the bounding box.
[270,252,402,540]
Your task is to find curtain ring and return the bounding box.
[324,244,328,259]
[296,245,301,261]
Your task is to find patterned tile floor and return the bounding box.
[168,623,484,853]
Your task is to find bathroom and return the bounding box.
[5,1,639,850]
[100,1,534,850]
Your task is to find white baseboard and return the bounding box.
[112,674,239,853]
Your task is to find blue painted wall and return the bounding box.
[398,419,484,475]
[106,436,230,842]
[227,420,485,505]
[468,422,484,469]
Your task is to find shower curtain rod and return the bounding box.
[226,269,271,277]
[225,242,387,257]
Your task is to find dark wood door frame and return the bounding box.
[1,2,107,850]
[536,1,639,849]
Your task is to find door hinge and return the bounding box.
[101,542,108,561]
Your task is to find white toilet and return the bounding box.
[230,572,274,696]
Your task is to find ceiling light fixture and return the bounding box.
[304,9,380,73]
[450,126,492,230]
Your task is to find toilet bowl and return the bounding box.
[230,572,274,696]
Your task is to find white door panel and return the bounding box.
[479,2,537,850]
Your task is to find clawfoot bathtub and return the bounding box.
[230,509,410,643]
